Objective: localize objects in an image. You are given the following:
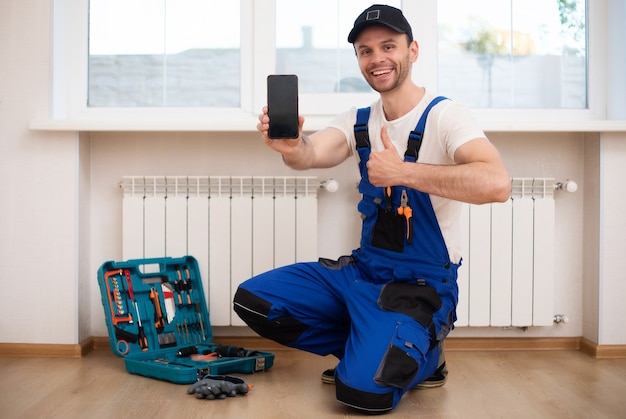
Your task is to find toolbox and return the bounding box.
[97,256,274,384]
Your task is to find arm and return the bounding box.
[257,106,351,170]
[367,126,511,205]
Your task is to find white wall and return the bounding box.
[1,0,625,346]
[597,134,626,344]
[583,135,601,342]
[0,1,79,344]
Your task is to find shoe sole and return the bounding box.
[413,376,447,389]
[321,375,336,385]
[321,374,447,389]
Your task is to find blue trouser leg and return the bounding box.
[333,273,441,412]
[234,260,446,413]
[234,262,352,358]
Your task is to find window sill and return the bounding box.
[29,114,260,133]
[478,119,626,133]
[29,116,626,134]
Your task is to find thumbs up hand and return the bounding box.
[366,125,404,187]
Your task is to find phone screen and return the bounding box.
[267,75,299,139]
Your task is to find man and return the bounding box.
[234,4,510,414]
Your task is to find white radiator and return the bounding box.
[121,176,557,328]
[456,178,556,327]
[120,176,318,326]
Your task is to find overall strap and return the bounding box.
[353,96,449,158]
[354,107,371,149]
[404,96,448,161]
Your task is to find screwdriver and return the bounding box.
[184,267,193,306]
[125,270,149,351]
[384,186,393,211]
[175,270,184,307]
[196,303,206,341]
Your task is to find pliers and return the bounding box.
[398,190,413,244]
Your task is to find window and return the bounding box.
[88,0,240,107]
[437,0,587,108]
[53,0,604,126]
[274,0,400,94]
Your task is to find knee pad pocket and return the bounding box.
[377,281,442,328]
[233,288,308,344]
[373,322,428,389]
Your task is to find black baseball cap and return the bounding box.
[348,4,413,43]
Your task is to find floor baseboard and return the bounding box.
[444,337,581,351]
[2,336,625,359]
[580,337,626,358]
[0,341,84,358]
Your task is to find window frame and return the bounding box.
[49,0,610,131]
[53,0,255,125]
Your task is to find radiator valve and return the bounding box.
[320,179,339,193]
[555,180,577,193]
[553,314,570,324]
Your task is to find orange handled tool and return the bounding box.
[184,267,193,306]
[398,190,413,244]
[384,186,393,211]
[175,270,184,307]
[150,286,166,331]
[125,270,148,351]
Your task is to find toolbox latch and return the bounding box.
[197,367,210,380]
[254,357,266,372]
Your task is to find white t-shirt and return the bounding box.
[328,90,485,264]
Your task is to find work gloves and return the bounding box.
[187,375,250,400]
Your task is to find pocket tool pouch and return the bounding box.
[371,187,406,253]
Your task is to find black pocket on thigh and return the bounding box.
[378,281,442,328]
[373,323,425,389]
[371,207,405,252]
[374,345,419,389]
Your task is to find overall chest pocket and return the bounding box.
[371,207,406,253]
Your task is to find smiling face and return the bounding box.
[353,25,418,95]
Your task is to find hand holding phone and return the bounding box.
[267,75,299,139]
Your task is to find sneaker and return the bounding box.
[415,341,448,389]
[413,361,447,389]
[321,368,336,384]
[320,362,447,389]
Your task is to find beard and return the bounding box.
[362,54,412,94]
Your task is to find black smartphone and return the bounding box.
[267,74,299,139]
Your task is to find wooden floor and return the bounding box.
[1,349,625,418]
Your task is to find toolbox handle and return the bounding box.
[108,256,198,282]
[138,262,165,276]
[126,257,174,277]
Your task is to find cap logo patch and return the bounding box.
[366,10,380,21]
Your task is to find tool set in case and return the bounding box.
[97,256,274,384]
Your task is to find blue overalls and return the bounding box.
[234,97,460,414]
